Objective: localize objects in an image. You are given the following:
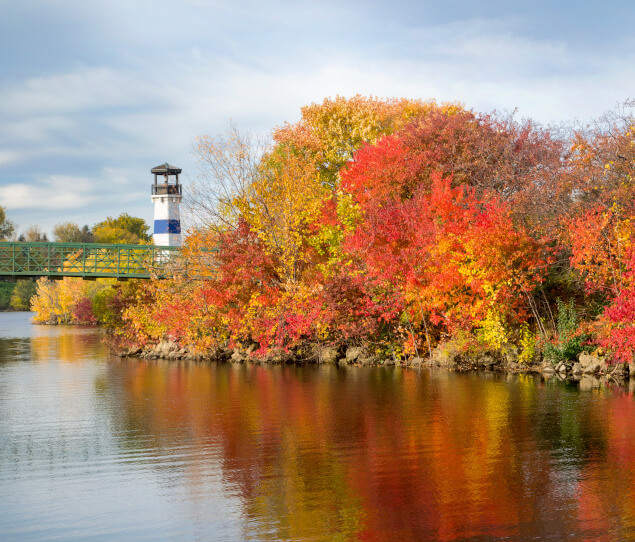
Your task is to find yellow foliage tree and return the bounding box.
[273,95,458,189]
[31,277,111,324]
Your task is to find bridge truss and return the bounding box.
[0,242,183,280]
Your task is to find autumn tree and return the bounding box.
[564,102,635,295]
[568,100,635,213]
[343,174,548,351]
[272,95,457,189]
[93,213,151,244]
[341,108,564,218]
[18,225,48,242]
[114,97,620,360]
[53,222,94,243]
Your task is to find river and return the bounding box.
[2,312,635,540]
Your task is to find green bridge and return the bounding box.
[0,242,186,280]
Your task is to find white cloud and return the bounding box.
[0,67,160,117]
[0,150,21,167]
[0,9,633,232]
[0,175,99,210]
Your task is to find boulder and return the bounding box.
[430,345,459,368]
[579,352,602,370]
[571,362,583,375]
[318,346,339,364]
[346,347,364,363]
[478,353,496,366]
[503,346,520,365]
[231,351,246,363]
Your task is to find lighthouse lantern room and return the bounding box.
[151,162,182,247]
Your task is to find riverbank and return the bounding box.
[119,339,631,386]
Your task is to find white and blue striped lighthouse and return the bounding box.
[151,163,182,246]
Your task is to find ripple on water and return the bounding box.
[4,314,635,540]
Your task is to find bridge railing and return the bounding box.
[0,242,182,279]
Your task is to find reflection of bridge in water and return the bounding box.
[0,242,184,280]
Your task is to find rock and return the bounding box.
[503,346,520,365]
[318,346,339,364]
[346,347,363,363]
[155,340,178,357]
[579,352,601,370]
[231,351,246,363]
[410,357,424,367]
[507,362,519,371]
[478,354,495,367]
[571,362,583,375]
[430,344,459,368]
[541,364,556,375]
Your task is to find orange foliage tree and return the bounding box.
[115,97,635,362]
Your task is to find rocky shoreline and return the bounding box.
[120,340,633,387]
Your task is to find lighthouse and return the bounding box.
[151,163,182,246]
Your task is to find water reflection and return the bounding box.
[101,360,635,540]
[2,312,635,540]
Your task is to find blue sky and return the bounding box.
[0,0,633,235]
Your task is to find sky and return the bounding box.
[0,0,633,236]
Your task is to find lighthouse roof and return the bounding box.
[151,162,182,175]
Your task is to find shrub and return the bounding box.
[541,299,590,364]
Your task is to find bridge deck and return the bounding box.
[0,242,182,280]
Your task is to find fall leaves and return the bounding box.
[114,96,635,362]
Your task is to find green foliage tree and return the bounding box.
[10,279,37,311]
[0,282,15,310]
[0,206,15,240]
[53,222,94,243]
[92,213,151,244]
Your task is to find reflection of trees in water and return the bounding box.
[29,327,107,364]
[98,361,635,540]
[0,326,106,366]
